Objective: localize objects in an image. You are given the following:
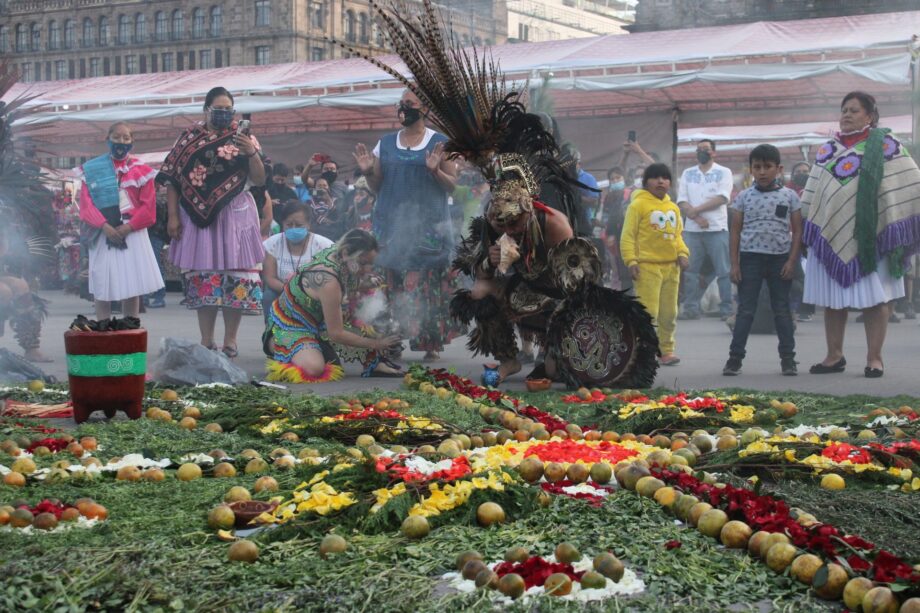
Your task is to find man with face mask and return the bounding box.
[676,139,734,321]
[267,163,298,224]
[303,156,348,204]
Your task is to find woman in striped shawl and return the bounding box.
[802,91,920,378]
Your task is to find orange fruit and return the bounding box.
[3,472,26,487]
[0,509,10,525]
[82,503,108,520]
[60,508,81,522]
[79,437,98,451]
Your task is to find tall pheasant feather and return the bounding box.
[329,0,513,167]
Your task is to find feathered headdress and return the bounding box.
[0,64,57,273]
[331,0,577,226]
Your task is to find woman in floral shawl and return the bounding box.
[802,91,920,378]
[156,87,266,358]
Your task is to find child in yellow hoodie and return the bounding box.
[620,163,690,365]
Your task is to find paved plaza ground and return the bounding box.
[6,290,919,398]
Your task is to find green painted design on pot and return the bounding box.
[66,352,147,377]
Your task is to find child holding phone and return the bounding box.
[723,144,802,376]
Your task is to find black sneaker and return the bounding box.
[722,357,742,376]
[781,358,798,376]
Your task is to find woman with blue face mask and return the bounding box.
[156,86,267,358]
[261,200,333,322]
[79,121,164,320]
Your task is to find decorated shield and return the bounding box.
[546,285,659,389]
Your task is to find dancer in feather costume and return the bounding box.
[0,64,56,362]
[333,1,659,388]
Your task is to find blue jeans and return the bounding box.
[729,252,795,360]
[146,236,166,302]
[682,230,732,316]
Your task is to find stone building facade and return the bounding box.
[630,0,919,32]
[0,0,506,82]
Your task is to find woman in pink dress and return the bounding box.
[156,87,266,358]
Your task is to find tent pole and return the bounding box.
[912,35,920,158]
[671,106,679,191]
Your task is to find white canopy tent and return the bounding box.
[5,10,918,177]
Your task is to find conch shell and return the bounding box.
[496,233,520,274]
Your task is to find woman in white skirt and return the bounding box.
[79,122,164,319]
[801,92,920,378]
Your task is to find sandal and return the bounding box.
[809,357,846,374]
[204,342,219,352]
[222,345,239,359]
[660,354,681,366]
[864,366,884,379]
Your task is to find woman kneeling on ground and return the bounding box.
[263,229,403,382]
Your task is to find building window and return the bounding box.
[99,16,110,46]
[155,12,167,41]
[192,8,205,38]
[343,10,356,42]
[255,45,271,65]
[55,60,66,80]
[359,13,369,44]
[82,18,94,48]
[134,14,145,43]
[126,55,137,74]
[311,46,324,61]
[176,51,184,70]
[517,23,529,41]
[171,10,184,40]
[200,49,212,69]
[255,0,271,27]
[89,57,101,77]
[0,25,8,53]
[215,48,223,67]
[373,21,384,46]
[210,6,222,37]
[63,20,75,49]
[15,24,26,52]
[30,22,41,52]
[21,62,32,82]
[49,21,60,50]
[309,2,324,29]
[162,52,174,72]
[117,15,130,44]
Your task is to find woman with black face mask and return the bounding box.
[156,86,267,359]
[79,121,164,321]
[352,89,463,361]
[786,161,811,197]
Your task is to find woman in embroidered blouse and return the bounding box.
[261,200,333,321]
[802,91,920,378]
[79,122,164,320]
[156,87,266,359]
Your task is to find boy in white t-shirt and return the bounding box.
[723,144,802,377]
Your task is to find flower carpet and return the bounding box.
[1,369,919,611]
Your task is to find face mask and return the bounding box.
[399,104,422,126]
[321,171,338,185]
[284,227,308,244]
[108,141,132,160]
[610,180,625,191]
[792,173,809,187]
[696,150,712,165]
[293,176,303,186]
[209,108,235,129]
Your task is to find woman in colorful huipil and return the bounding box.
[156,87,266,359]
[264,229,403,382]
[78,122,164,320]
[353,89,462,361]
[803,91,920,378]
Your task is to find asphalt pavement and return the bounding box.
[5,290,918,399]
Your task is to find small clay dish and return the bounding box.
[525,378,552,392]
[228,500,278,528]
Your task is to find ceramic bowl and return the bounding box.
[525,378,552,392]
